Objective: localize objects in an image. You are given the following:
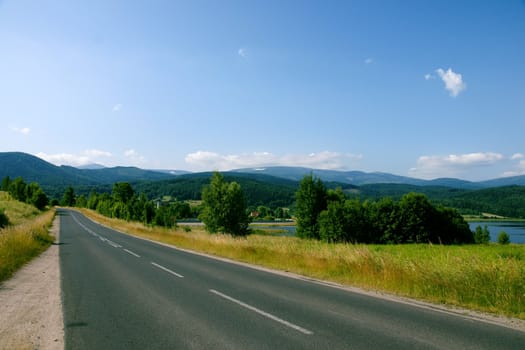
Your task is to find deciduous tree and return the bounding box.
[62,186,76,207]
[295,175,327,239]
[200,172,251,236]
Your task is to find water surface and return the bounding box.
[468,222,525,244]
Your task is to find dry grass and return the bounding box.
[80,208,525,319]
[0,200,55,282]
[0,192,41,226]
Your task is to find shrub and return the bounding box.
[474,225,491,244]
[0,210,9,228]
[497,231,510,245]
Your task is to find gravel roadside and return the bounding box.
[0,215,63,350]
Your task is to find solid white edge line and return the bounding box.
[123,249,141,258]
[209,289,313,335]
[150,262,184,278]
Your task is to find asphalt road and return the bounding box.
[59,209,525,349]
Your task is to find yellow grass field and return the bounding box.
[0,192,56,282]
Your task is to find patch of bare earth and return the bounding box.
[0,216,63,350]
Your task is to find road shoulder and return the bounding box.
[0,215,64,350]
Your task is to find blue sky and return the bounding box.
[1,0,524,181]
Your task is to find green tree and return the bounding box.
[75,195,87,208]
[143,201,155,224]
[319,200,345,242]
[497,231,510,245]
[434,206,474,244]
[1,176,11,191]
[96,194,112,217]
[31,188,49,210]
[318,188,347,243]
[112,201,131,220]
[368,197,399,243]
[9,177,27,202]
[474,225,491,244]
[397,193,437,243]
[112,182,135,204]
[319,197,371,244]
[154,205,177,227]
[130,193,151,223]
[200,172,251,236]
[62,186,76,207]
[295,175,327,239]
[273,207,290,220]
[256,205,272,220]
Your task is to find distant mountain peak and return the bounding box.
[76,163,106,170]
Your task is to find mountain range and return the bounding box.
[0,152,175,188]
[2,152,525,191]
[2,152,525,217]
[232,167,525,189]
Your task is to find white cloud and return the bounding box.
[238,48,247,58]
[124,149,145,165]
[436,68,466,97]
[112,103,123,112]
[364,58,373,64]
[409,152,504,179]
[502,156,525,177]
[37,152,90,167]
[424,73,435,80]
[502,162,525,177]
[124,149,137,157]
[84,149,112,158]
[11,127,31,135]
[184,150,362,171]
[36,149,112,167]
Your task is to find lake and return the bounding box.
[468,221,525,244]
[251,225,296,236]
[256,222,525,244]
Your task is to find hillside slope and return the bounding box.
[0,152,174,190]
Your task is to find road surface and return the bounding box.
[59,209,525,349]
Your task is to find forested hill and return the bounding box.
[134,174,525,218]
[233,166,525,188]
[134,172,356,208]
[439,186,525,218]
[349,184,525,218]
[2,152,525,217]
[0,152,175,191]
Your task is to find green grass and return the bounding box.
[0,192,41,225]
[0,192,56,282]
[80,208,525,319]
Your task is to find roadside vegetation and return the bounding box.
[0,191,55,282]
[199,172,251,236]
[1,176,49,210]
[295,175,474,244]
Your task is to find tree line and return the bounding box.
[61,173,252,236]
[6,172,486,244]
[64,183,194,228]
[295,175,474,244]
[1,176,49,211]
[198,173,476,243]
